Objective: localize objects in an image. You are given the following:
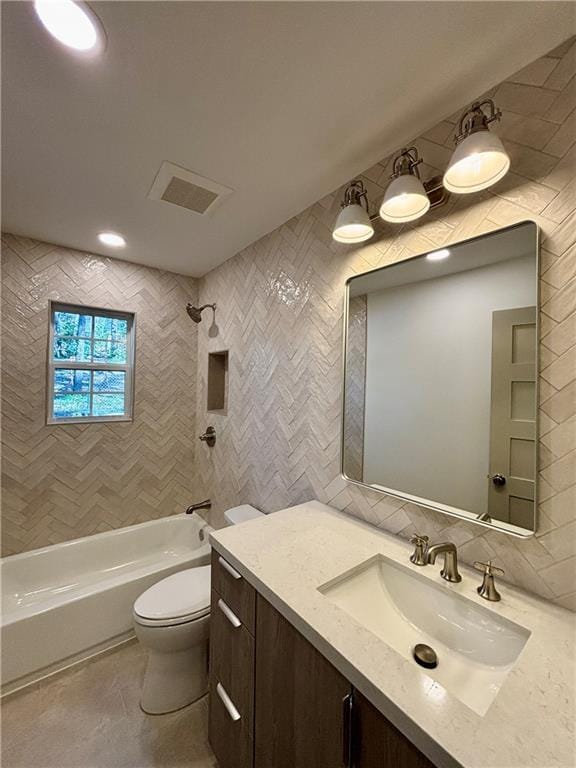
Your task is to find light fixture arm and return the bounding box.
[341,180,370,213]
[455,99,502,144]
[390,147,423,179]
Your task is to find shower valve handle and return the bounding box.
[199,426,216,447]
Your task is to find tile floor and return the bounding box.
[1,641,217,768]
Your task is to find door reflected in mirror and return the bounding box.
[342,221,538,537]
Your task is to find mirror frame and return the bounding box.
[340,221,540,539]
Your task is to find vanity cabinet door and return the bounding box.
[353,690,436,768]
[254,595,351,768]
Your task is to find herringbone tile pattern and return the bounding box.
[195,39,576,610]
[342,295,366,481]
[1,235,198,555]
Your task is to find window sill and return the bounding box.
[46,415,134,425]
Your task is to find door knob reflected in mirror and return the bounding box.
[490,473,506,487]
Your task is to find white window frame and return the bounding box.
[47,301,136,425]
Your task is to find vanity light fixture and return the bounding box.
[426,248,450,261]
[34,0,104,54]
[98,232,126,248]
[443,99,510,194]
[379,147,431,224]
[332,180,374,244]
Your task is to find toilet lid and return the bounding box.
[134,566,211,622]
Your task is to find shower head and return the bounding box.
[186,303,216,324]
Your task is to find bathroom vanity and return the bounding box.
[208,502,575,768]
[209,547,432,768]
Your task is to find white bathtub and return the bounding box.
[0,513,212,695]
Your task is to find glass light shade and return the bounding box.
[333,204,374,244]
[379,174,430,223]
[34,1,103,53]
[443,130,510,194]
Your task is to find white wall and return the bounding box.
[363,255,535,515]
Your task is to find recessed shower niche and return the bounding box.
[207,351,229,414]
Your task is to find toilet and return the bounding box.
[133,504,263,714]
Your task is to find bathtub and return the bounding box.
[1,512,212,695]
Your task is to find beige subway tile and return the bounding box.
[540,449,576,492]
[543,108,576,158]
[545,75,576,124]
[542,177,576,223]
[538,555,576,597]
[494,82,558,117]
[541,380,576,422]
[505,140,559,182]
[543,208,576,257]
[508,57,559,87]
[542,277,576,323]
[541,144,576,194]
[541,346,576,391]
[542,311,576,356]
[541,416,576,460]
[545,41,576,91]
[422,121,454,146]
[494,172,558,214]
[541,485,576,526]
[541,243,576,289]
[499,111,559,151]
[547,36,576,59]
[538,520,576,563]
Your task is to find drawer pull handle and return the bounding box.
[218,598,242,628]
[342,693,353,768]
[218,556,242,580]
[216,682,241,722]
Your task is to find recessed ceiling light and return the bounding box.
[98,232,126,248]
[427,248,450,262]
[34,1,103,53]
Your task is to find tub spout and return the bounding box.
[185,499,212,515]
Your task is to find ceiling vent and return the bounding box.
[148,161,233,216]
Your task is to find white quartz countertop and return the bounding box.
[209,501,576,768]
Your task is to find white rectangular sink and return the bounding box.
[319,554,531,716]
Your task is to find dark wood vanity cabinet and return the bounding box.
[254,595,351,768]
[209,550,256,768]
[209,551,436,768]
[352,691,435,768]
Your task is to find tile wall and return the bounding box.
[195,38,576,610]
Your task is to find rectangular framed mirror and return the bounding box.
[342,221,539,537]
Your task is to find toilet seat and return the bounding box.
[133,566,211,628]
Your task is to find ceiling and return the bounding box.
[2,2,573,277]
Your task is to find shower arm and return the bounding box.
[197,303,216,314]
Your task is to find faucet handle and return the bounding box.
[474,560,504,602]
[473,560,504,576]
[409,533,429,566]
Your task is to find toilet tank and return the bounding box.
[224,505,264,526]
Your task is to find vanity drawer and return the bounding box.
[210,588,255,734]
[211,549,256,634]
[209,676,254,768]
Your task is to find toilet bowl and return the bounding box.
[133,567,211,714]
[133,504,264,714]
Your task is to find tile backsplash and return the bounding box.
[195,38,576,610]
[1,235,198,555]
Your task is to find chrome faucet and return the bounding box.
[426,542,462,583]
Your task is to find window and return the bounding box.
[47,302,135,423]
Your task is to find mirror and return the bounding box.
[342,221,539,537]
